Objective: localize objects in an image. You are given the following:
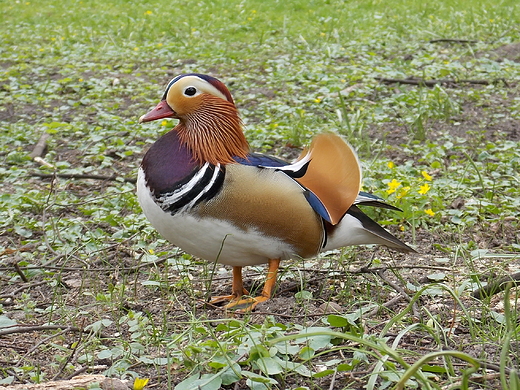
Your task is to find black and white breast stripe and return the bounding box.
[153,163,225,215]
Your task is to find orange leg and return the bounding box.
[209,266,249,305]
[225,258,281,312]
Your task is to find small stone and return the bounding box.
[101,378,130,390]
[319,302,342,313]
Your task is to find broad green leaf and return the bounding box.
[153,358,170,365]
[273,341,300,356]
[298,327,333,350]
[246,380,269,390]
[313,369,335,378]
[421,364,448,373]
[426,273,446,281]
[97,349,113,359]
[220,363,242,386]
[249,345,270,359]
[255,357,283,375]
[174,374,221,390]
[0,315,17,329]
[295,290,313,301]
[0,376,14,385]
[141,280,161,286]
[490,311,506,324]
[138,356,154,364]
[274,357,313,377]
[327,314,349,327]
[327,312,361,327]
[299,346,315,360]
[241,371,277,385]
[208,361,227,369]
[86,319,113,332]
[337,363,355,371]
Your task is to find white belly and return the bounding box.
[137,168,295,266]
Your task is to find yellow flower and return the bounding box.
[314,98,321,103]
[386,179,401,194]
[418,183,431,195]
[133,377,149,390]
[396,186,410,199]
[148,248,155,255]
[161,120,168,126]
[144,10,152,15]
[425,208,435,217]
[387,161,395,169]
[421,170,432,181]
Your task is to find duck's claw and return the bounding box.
[224,295,269,313]
[208,288,249,306]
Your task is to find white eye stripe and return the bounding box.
[167,76,228,101]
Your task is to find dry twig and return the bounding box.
[52,321,85,380]
[0,281,48,306]
[29,131,55,168]
[0,244,37,257]
[0,254,169,273]
[0,375,123,390]
[16,328,73,366]
[30,172,136,183]
[472,272,520,299]
[29,132,50,159]
[365,294,406,317]
[0,324,84,337]
[375,269,421,318]
[375,77,495,87]
[13,261,28,283]
[429,38,478,44]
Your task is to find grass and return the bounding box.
[1,0,520,389]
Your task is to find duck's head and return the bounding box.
[140,73,248,165]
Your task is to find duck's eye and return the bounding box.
[184,86,197,96]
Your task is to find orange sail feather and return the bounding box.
[295,133,361,225]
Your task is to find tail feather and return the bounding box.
[347,205,416,253]
[355,200,402,212]
[355,191,402,211]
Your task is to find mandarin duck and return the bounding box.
[137,73,415,312]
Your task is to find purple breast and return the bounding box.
[141,130,199,195]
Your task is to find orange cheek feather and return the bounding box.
[167,95,204,117]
